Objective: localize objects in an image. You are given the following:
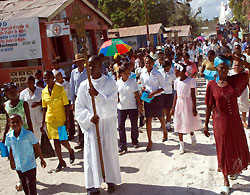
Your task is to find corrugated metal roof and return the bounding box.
[0,0,112,25]
[167,25,192,37]
[0,0,70,20]
[108,23,164,38]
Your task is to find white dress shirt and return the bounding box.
[140,67,165,96]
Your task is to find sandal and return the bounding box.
[220,186,229,195]
[15,182,23,191]
[229,174,238,180]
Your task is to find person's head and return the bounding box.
[183,52,190,63]
[35,70,43,81]
[54,71,63,84]
[26,76,35,90]
[119,63,130,82]
[52,56,61,70]
[246,45,250,55]
[9,114,23,132]
[207,50,216,62]
[158,52,164,60]
[43,71,54,86]
[163,60,172,73]
[233,60,244,73]
[73,53,85,69]
[4,82,18,100]
[214,56,231,80]
[36,80,45,88]
[234,44,242,56]
[144,55,154,72]
[174,63,187,78]
[89,55,102,78]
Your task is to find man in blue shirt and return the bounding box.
[5,114,46,195]
[70,54,88,149]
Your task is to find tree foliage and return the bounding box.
[98,0,203,34]
[229,0,249,32]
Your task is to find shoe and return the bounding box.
[166,124,172,132]
[70,149,75,164]
[191,134,196,146]
[15,182,23,191]
[87,190,100,195]
[107,183,116,194]
[179,141,185,154]
[146,142,152,152]
[138,127,143,133]
[118,147,127,154]
[55,160,66,172]
[133,144,139,149]
[74,143,83,150]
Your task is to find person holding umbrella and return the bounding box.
[75,56,121,195]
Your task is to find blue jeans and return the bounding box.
[118,109,139,148]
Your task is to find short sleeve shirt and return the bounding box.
[140,68,166,96]
[202,60,216,71]
[5,128,38,173]
[116,77,139,110]
[42,84,69,123]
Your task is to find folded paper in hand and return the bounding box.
[140,92,154,103]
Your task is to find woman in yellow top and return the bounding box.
[200,50,216,81]
[40,71,74,172]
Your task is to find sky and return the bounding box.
[190,0,229,20]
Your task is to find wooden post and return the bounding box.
[144,0,150,47]
[64,3,106,181]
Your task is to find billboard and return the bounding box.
[0,17,42,63]
[46,22,71,37]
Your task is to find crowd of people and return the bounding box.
[0,35,250,195]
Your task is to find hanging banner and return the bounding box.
[46,22,70,37]
[0,17,42,63]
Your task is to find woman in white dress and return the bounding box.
[20,76,43,140]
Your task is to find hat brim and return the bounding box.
[73,58,85,62]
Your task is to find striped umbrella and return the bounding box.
[99,39,132,56]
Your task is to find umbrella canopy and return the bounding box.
[195,36,205,41]
[99,39,132,56]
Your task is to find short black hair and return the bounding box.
[44,71,54,78]
[35,70,42,75]
[144,55,154,62]
[89,55,101,63]
[207,50,215,56]
[9,114,22,122]
[27,76,35,82]
[119,64,130,77]
[163,60,172,68]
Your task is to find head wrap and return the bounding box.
[214,56,232,82]
[214,56,231,68]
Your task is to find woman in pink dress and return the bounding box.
[204,55,250,194]
[171,63,203,154]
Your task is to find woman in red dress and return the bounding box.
[204,55,250,194]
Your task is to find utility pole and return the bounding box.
[144,0,150,47]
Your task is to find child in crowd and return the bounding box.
[171,63,203,154]
[228,60,249,128]
[159,60,176,131]
[5,114,46,195]
[3,82,34,191]
[117,63,143,153]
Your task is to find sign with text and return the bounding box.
[46,22,70,37]
[0,17,42,62]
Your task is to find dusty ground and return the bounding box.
[0,78,250,195]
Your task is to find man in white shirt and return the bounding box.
[140,55,168,152]
[75,56,121,195]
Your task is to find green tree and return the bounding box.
[229,0,248,32]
